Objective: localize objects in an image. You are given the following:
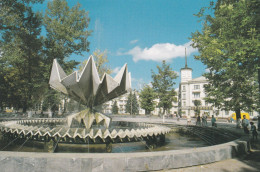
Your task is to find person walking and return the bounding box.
[202,114,207,126]
[242,115,249,134]
[187,115,191,125]
[196,115,201,126]
[250,122,258,142]
[211,115,217,127]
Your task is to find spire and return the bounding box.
[185,47,188,68]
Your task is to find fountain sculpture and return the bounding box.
[0,56,170,152]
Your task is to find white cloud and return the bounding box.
[112,67,121,74]
[130,39,139,44]
[124,41,197,62]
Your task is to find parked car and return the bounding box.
[228,112,250,123]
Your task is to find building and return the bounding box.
[102,90,178,116]
[178,50,258,118]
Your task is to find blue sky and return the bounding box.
[36,0,214,90]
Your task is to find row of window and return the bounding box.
[182,85,200,91]
[182,100,209,107]
[182,92,200,99]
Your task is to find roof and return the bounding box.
[191,76,207,82]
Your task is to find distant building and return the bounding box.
[102,90,178,116]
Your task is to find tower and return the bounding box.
[178,48,193,117]
[180,48,192,83]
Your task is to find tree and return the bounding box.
[151,60,178,116]
[0,1,44,112]
[139,85,156,115]
[125,91,139,115]
[0,0,92,113]
[42,0,92,113]
[43,0,91,66]
[191,0,260,120]
[0,59,8,111]
[193,100,202,116]
[112,101,119,114]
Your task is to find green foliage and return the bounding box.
[111,101,119,114]
[0,0,92,112]
[125,92,139,115]
[139,85,156,115]
[43,0,91,63]
[191,0,260,114]
[151,60,177,115]
[0,1,44,112]
[193,100,202,116]
[42,90,60,112]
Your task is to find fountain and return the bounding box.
[0,56,248,171]
[0,56,170,153]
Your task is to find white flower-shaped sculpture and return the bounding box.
[49,56,131,108]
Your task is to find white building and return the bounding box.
[178,54,258,118]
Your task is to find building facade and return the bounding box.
[178,59,258,118]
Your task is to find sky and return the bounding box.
[35,0,215,90]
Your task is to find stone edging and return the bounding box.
[0,139,248,172]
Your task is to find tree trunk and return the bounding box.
[22,101,27,113]
[145,110,151,116]
[235,108,241,119]
[0,102,3,112]
[257,61,260,115]
[235,108,241,129]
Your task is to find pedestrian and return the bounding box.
[211,115,217,127]
[196,115,201,126]
[242,115,249,134]
[187,115,191,125]
[250,122,258,141]
[202,114,207,126]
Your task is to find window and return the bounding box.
[182,85,186,91]
[225,111,229,116]
[205,102,208,106]
[193,93,200,98]
[194,85,200,90]
[183,101,186,106]
[182,93,186,99]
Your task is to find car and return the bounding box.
[229,112,250,121]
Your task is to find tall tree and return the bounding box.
[111,101,119,115]
[0,57,8,111]
[43,0,91,67]
[139,85,156,115]
[191,0,260,119]
[0,1,44,112]
[42,0,92,113]
[151,60,178,116]
[125,91,139,115]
